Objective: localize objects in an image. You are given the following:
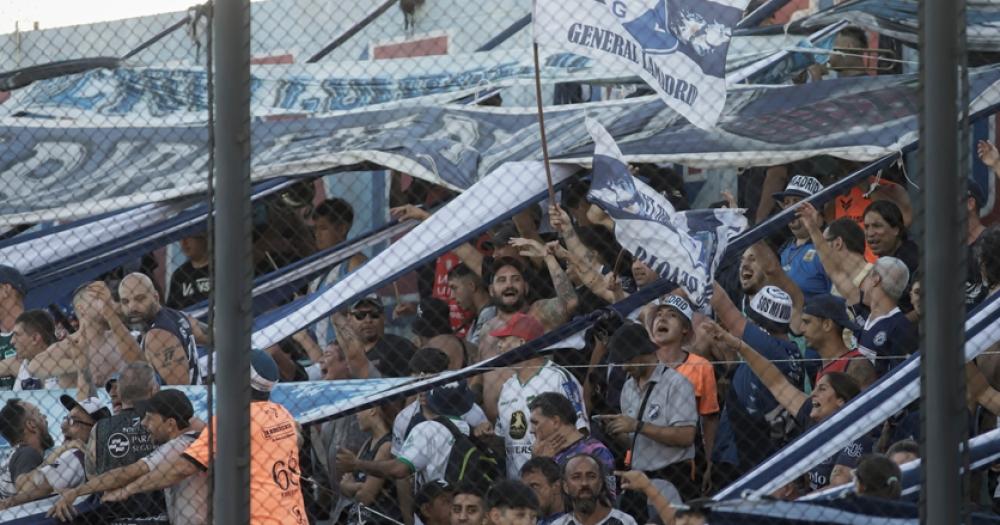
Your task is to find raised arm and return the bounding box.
[978,140,1000,185]
[89,283,144,364]
[549,203,608,282]
[700,320,807,416]
[511,238,579,328]
[710,282,747,337]
[392,204,485,277]
[798,202,860,304]
[755,241,805,334]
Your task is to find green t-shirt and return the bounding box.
[0,332,16,390]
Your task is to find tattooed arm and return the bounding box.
[511,238,578,328]
[144,329,191,385]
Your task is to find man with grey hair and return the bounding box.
[50,361,168,522]
[857,257,917,376]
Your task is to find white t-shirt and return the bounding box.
[395,418,470,489]
[550,509,638,525]
[494,360,588,478]
[37,448,86,490]
[142,431,208,525]
[13,360,59,391]
[391,400,487,455]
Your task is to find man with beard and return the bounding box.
[59,390,209,525]
[0,399,55,499]
[334,295,415,378]
[772,175,832,299]
[0,397,109,509]
[520,457,566,525]
[116,273,201,385]
[477,255,578,422]
[731,243,768,313]
[551,454,636,525]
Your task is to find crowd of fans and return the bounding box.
[0,23,1000,525]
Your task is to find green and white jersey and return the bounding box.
[0,332,16,390]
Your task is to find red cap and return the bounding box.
[489,312,545,341]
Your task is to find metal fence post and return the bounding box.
[920,0,968,523]
[212,0,253,523]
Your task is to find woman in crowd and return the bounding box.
[863,200,918,311]
[854,454,903,500]
[700,320,871,493]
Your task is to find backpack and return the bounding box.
[434,417,503,492]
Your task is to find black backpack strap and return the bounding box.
[629,381,657,465]
[434,417,491,454]
[452,334,471,368]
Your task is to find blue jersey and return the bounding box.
[781,240,832,299]
[794,401,874,491]
[714,322,805,471]
[734,322,805,416]
[858,308,917,376]
[143,307,201,385]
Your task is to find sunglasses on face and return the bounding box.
[63,415,94,427]
[351,310,382,320]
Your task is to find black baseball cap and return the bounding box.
[136,389,195,427]
[59,395,111,422]
[0,266,27,297]
[803,294,862,332]
[411,297,453,338]
[409,346,450,375]
[607,323,658,364]
[416,479,455,507]
[426,381,475,417]
[351,294,384,310]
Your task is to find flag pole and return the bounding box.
[532,41,557,205]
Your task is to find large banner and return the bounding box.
[534,0,750,128]
[0,378,410,458]
[250,161,578,349]
[1,48,633,121]
[800,0,1000,53]
[5,67,1000,225]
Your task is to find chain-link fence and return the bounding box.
[0,0,996,524]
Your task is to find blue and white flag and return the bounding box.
[584,118,746,310]
[534,0,750,128]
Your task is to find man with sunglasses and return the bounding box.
[0,396,108,510]
[336,295,416,378]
